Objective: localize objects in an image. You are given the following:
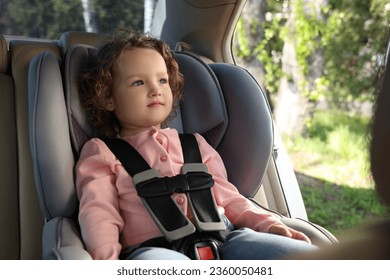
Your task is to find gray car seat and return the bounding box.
[28,42,337,259]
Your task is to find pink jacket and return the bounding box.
[76,127,281,259]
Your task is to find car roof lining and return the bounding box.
[152,0,245,63]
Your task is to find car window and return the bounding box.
[233,0,390,235]
[0,0,155,38]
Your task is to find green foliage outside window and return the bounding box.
[4,0,143,39]
[237,0,390,109]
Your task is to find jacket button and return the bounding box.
[160,155,167,162]
[176,196,185,205]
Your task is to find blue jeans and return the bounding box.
[127,227,317,260]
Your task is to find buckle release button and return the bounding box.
[197,245,215,260]
[194,241,220,260]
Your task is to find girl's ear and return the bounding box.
[105,96,115,111]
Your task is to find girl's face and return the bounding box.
[106,48,173,137]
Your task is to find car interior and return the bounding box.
[9,0,390,260]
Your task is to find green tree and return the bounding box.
[236,0,390,136]
[8,0,85,38]
[91,0,143,33]
[7,0,144,39]
[234,0,267,86]
[323,0,390,106]
[274,0,327,136]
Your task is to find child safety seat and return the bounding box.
[28,40,337,259]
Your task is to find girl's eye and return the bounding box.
[159,78,168,84]
[131,80,144,86]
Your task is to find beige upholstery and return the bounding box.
[0,36,8,72]
[0,31,108,259]
[0,32,109,259]
[0,37,61,259]
[0,35,19,259]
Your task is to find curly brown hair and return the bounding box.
[80,29,184,138]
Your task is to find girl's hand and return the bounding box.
[269,224,312,244]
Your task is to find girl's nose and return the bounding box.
[151,90,162,96]
[149,83,162,96]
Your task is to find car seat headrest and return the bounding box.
[171,52,228,147]
[174,41,214,64]
[59,31,109,55]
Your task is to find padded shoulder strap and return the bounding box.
[103,138,150,176]
[179,133,202,163]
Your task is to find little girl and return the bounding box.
[76,29,316,260]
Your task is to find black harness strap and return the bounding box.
[179,134,223,228]
[179,133,202,163]
[103,138,149,175]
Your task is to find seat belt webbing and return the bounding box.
[103,138,149,176]
[179,133,202,163]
